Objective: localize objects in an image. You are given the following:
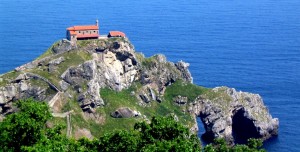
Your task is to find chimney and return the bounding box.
[96,19,99,27]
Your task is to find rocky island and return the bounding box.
[0,37,278,144]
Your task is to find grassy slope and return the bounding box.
[0,71,21,87]
[96,80,208,137]
[25,50,92,89]
[52,80,210,138]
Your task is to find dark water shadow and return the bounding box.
[196,117,209,146]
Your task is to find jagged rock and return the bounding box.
[0,101,17,115]
[61,60,96,85]
[138,86,157,103]
[13,73,28,82]
[49,57,65,65]
[48,57,65,72]
[0,76,58,110]
[59,80,70,91]
[148,87,156,100]
[111,107,141,118]
[139,93,151,103]
[189,87,279,144]
[74,128,94,140]
[19,81,28,92]
[100,43,138,91]
[83,112,105,124]
[140,54,192,94]
[52,39,73,54]
[156,54,167,63]
[174,95,188,105]
[175,61,193,83]
[95,46,106,52]
[156,96,162,103]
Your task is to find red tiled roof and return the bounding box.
[109,31,126,37]
[67,25,99,31]
[69,31,77,35]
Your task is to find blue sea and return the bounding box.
[0,0,299,151]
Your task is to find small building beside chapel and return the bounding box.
[108,31,126,38]
[66,20,99,42]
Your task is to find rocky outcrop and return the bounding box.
[0,75,56,115]
[138,86,157,103]
[111,107,141,118]
[74,128,94,140]
[175,61,193,83]
[174,95,188,105]
[189,87,279,144]
[52,39,73,54]
[48,57,65,72]
[140,54,193,94]
[60,40,139,111]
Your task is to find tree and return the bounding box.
[203,138,266,152]
[98,116,201,152]
[0,98,98,152]
[0,98,52,151]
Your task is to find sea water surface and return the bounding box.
[0,0,299,151]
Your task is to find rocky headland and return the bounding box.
[0,37,278,143]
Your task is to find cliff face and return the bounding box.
[189,87,279,144]
[0,38,278,143]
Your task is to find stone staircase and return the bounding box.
[48,92,62,108]
[52,110,73,137]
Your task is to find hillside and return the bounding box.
[0,37,278,143]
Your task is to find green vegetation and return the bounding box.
[27,50,92,90]
[35,41,58,60]
[0,71,21,87]
[140,55,158,69]
[0,98,52,151]
[76,37,128,49]
[164,79,209,102]
[61,98,109,138]
[99,81,198,136]
[56,50,92,74]
[97,80,222,136]
[76,40,92,48]
[98,116,201,152]
[0,99,265,152]
[204,138,266,152]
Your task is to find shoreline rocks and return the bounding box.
[189,87,279,144]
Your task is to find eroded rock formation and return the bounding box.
[189,87,279,144]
